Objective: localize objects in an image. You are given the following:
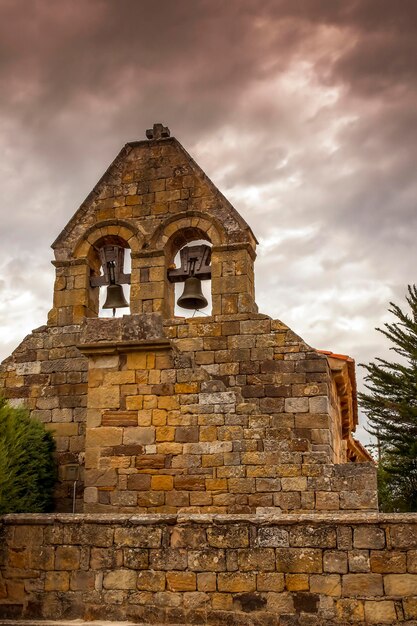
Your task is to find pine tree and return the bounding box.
[0,397,56,513]
[359,285,417,512]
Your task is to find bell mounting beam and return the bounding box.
[167,244,211,284]
[90,245,131,288]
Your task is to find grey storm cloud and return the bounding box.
[1,0,416,445]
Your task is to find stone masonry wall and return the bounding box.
[1,513,417,625]
[79,314,376,515]
[0,311,377,514]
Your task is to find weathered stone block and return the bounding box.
[364,600,397,623]
[166,571,196,591]
[289,525,336,548]
[45,571,70,592]
[348,550,370,573]
[276,548,322,573]
[114,527,162,548]
[217,572,256,592]
[324,550,348,574]
[207,525,249,548]
[384,573,417,595]
[103,569,137,589]
[389,524,417,549]
[136,570,166,591]
[55,546,80,570]
[353,526,385,549]
[342,573,383,596]
[238,548,275,572]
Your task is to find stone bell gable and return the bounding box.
[0,123,375,514]
[48,123,257,327]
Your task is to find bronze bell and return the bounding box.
[103,283,129,313]
[177,276,208,310]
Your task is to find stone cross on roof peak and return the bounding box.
[146,123,170,140]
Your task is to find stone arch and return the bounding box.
[73,220,144,260]
[148,212,227,260]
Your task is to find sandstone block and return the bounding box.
[389,524,417,549]
[188,549,226,572]
[166,571,196,591]
[309,396,329,412]
[370,550,406,573]
[103,569,137,589]
[256,572,285,592]
[88,386,120,409]
[207,525,249,548]
[255,527,289,548]
[289,525,336,548]
[285,573,309,591]
[238,548,275,572]
[174,476,205,491]
[150,548,188,571]
[170,527,207,549]
[90,547,121,569]
[217,572,256,592]
[336,598,365,621]
[276,548,322,573]
[364,600,397,623]
[353,526,385,549]
[127,474,151,490]
[316,491,339,510]
[55,546,80,570]
[349,550,370,573]
[197,572,217,592]
[404,597,417,619]
[284,397,309,413]
[212,592,234,610]
[123,548,148,570]
[407,550,417,572]
[114,527,162,548]
[136,570,166,592]
[324,550,348,574]
[87,427,122,447]
[70,570,95,591]
[45,571,69,592]
[281,476,307,491]
[124,426,155,445]
[384,573,417,595]
[84,468,117,487]
[310,574,341,596]
[342,573,383,596]
[151,475,173,490]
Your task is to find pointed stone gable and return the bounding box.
[52,136,257,261]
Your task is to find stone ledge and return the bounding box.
[2,512,417,526]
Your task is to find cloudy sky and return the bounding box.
[1,0,416,444]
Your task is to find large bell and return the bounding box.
[103,283,129,311]
[177,276,208,310]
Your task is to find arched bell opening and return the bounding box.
[90,236,132,318]
[167,234,213,318]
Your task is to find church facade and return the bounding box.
[0,123,375,515]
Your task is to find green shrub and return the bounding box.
[0,397,56,513]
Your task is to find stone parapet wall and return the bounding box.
[1,513,417,625]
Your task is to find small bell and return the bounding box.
[103,283,129,316]
[177,276,208,310]
[102,260,129,316]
